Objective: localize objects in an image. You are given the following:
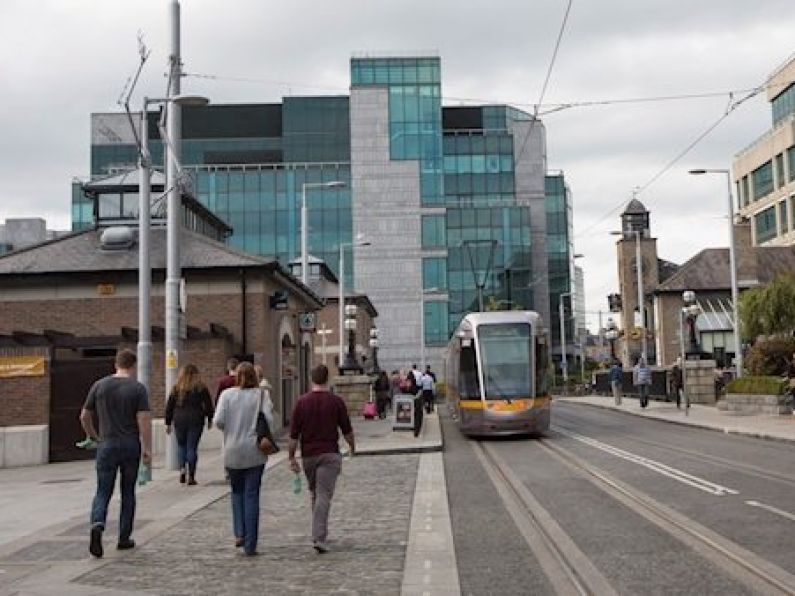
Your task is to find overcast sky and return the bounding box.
[2,0,794,331]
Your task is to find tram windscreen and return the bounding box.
[478,323,531,399]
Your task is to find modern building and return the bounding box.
[734,53,795,246]
[76,55,567,371]
[0,218,66,255]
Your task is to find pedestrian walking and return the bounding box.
[79,349,152,558]
[410,363,423,387]
[633,358,652,408]
[421,368,435,414]
[671,357,684,409]
[215,357,239,404]
[374,370,391,419]
[609,360,623,405]
[288,364,355,554]
[213,361,274,556]
[165,364,214,485]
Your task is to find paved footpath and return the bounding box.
[0,411,455,596]
[556,393,795,443]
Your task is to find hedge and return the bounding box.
[725,375,787,396]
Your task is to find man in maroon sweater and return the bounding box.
[289,364,355,553]
[214,357,239,404]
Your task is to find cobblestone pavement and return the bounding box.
[73,454,418,595]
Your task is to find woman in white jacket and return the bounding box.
[213,361,274,556]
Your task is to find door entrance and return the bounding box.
[49,358,114,462]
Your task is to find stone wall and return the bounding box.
[720,393,793,415]
[0,348,50,427]
[331,374,374,418]
[684,359,716,404]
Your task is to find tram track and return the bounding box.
[551,414,795,489]
[472,432,795,595]
[537,434,795,595]
[471,440,618,596]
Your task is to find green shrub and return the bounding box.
[745,338,795,376]
[725,375,787,395]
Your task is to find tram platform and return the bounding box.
[555,394,795,444]
[0,411,455,595]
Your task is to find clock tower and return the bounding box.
[615,198,659,366]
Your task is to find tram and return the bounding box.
[445,311,551,436]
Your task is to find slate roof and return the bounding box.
[0,227,267,274]
[655,246,795,293]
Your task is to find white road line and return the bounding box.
[556,428,739,496]
[746,500,795,522]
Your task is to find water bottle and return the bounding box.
[137,463,151,486]
[292,473,302,495]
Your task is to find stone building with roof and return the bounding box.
[0,225,323,466]
[653,221,795,367]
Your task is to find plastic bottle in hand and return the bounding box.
[292,473,302,495]
[137,463,151,486]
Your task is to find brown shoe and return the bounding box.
[188,476,197,486]
[235,537,244,548]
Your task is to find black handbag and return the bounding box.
[255,390,279,455]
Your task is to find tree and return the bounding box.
[739,274,795,340]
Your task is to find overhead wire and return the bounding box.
[512,0,574,170]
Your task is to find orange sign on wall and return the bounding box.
[0,356,47,378]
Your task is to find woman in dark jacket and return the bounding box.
[374,371,391,419]
[165,364,214,485]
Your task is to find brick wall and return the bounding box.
[0,349,50,426]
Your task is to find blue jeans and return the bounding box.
[228,465,264,554]
[175,424,203,476]
[90,437,141,541]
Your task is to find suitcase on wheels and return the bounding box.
[362,401,377,419]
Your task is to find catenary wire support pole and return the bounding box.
[689,168,743,378]
[164,0,182,471]
[138,101,152,397]
[560,291,571,395]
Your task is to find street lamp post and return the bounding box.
[369,328,380,374]
[340,304,363,374]
[560,291,572,393]
[317,324,332,366]
[688,168,743,378]
[136,91,208,472]
[300,181,346,285]
[338,236,370,372]
[605,317,618,360]
[611,229,646,364]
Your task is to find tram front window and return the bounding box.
[478,323,531,399]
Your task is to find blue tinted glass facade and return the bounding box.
[546,174,574,347]
[351,57,443,205]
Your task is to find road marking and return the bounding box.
[555,428,739,496]
[746,500,795,522]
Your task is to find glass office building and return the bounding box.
[79,55,562,370]
[545,173,575,357]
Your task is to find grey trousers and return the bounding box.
[302,453,342,543]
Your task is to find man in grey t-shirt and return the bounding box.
[80,349,151,558]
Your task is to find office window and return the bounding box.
[755,206,777,243]
[742,176,750,207]
[780,200,789,234]
[772,83,795,126]
[423,257,448,290]
[424,300,449,345]
[752,161,773,201]
[422,215,446,248]
[788,146,795,183]
[775,153,786,189]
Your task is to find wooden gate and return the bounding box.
[49,358,114,462]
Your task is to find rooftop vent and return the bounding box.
[100,226,134,251]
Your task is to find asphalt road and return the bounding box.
[442,401,795,595]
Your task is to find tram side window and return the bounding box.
[535,335,550,397]
[459,344,480,399]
